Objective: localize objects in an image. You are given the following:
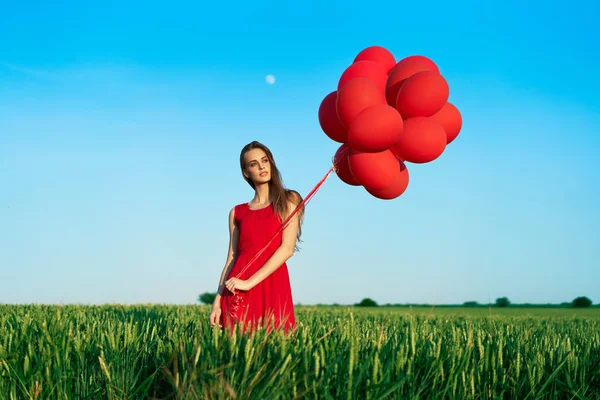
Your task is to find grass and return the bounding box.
[1,304,599,399]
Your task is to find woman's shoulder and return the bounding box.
[231,202,249,216]
[230,201,257,222]
[285,189,303,207]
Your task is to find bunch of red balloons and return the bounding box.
[318,46,462,200]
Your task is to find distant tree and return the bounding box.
[572,296,592,308]
[495,297,510,308]
[463,301,479,307]
[198,292,217,305]
[355,298,378,307]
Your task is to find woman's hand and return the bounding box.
[209,302,222,328]
[225,277,252,293]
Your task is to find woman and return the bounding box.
[209,141,304,333]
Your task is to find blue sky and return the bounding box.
[1,0,599,306]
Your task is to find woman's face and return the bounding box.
[243,148,271,184]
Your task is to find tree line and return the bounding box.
[198,292,596,308]
[352,296,596,308]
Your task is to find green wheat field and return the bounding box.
[1,304,599,399]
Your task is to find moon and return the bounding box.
[265,74,276,85]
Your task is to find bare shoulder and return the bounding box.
[286,189,303,206]
[285,189,303,219]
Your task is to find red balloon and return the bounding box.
[348,104,403,153]
[318,91,348,143]
[385,61,434,107]
[338,60,388,93]
[430,102,462,144]
[348,149,400,191]
[336,78,386,128]
[366,160,409,200]
[396,55,440,73]
[353,46,397,74]
[333,144,360,186]
[395,71,449,118]
[391,117,446,163]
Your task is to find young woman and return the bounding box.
[209,141,304,333]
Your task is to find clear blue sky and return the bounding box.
[1,0,599,306]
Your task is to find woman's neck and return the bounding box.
[253,183,270,204]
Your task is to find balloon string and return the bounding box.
[232,155,343,282]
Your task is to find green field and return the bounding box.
[1,304,599,399]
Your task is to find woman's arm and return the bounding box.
[214,207,239,304]
[245,193,302,289]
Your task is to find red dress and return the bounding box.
[219,202,296,334]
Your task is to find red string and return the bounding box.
[234,165,336,280]
[226,150,346,320]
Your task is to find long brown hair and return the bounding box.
[240,141,304,248]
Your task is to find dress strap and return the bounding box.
[233,202,249,223]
